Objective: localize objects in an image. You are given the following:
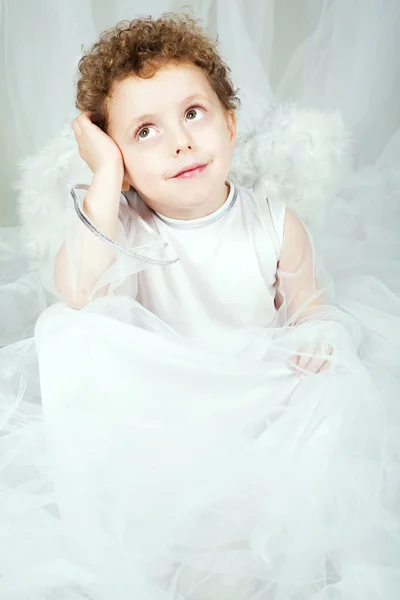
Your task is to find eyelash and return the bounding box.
[133,104,207,140]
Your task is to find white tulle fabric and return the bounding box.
[1,1,400,599]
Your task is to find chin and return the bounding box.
[177,185,214,207]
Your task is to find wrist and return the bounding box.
[85,164,125,218]
[94,160,124,185]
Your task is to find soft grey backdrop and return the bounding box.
[1,0,399,225]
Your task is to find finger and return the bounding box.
[81,111,93,121]
[288,345,313,373]
[319,360,331,372]
[288,353,300,370]
[304,357,327,374]
[294,341,319,374]
[316,346,334,373]
[121,176,131,192]
[71,118,82,136]
[299,338,329,375]
[296,355,312,373]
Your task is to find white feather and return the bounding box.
[17,126,91,270]
[231,105,352,227]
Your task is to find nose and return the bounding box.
[176,143,192,155]
[170,124,194,156]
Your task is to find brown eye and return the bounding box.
[186,109,198,120]
[139,127,150,139]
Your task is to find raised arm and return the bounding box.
[54,114,125,309]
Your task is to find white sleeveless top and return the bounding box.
[124,183,285,337]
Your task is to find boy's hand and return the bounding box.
[72,113,124,179]
[288,340,333,376]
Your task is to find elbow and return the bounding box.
[55,278,109,310]
[54,274,91,310]
[65,295,90,310]
[54,262,91,310]
[58,286,91,310]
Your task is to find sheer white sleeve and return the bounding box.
[52,185,178,302]
[275,209,361,372]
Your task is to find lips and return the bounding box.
[172,163,208,178]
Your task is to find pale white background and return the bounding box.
[1,0,399,225]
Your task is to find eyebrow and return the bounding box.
[125,94,211,134]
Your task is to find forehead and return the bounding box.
[108,64,216,134]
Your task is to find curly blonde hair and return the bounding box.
[76,13,240,132]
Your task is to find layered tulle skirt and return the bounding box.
[1,268,400,599]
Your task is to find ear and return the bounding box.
[226,110,237,145]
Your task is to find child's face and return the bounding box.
[107,63,236,218]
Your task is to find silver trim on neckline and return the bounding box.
[70,184,179,266]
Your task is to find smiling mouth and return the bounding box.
[172,163,208,179]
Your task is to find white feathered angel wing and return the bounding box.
[17,125,92,270]
[231,106,351,227]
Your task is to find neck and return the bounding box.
[143,182,231,221]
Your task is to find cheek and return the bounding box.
[203,125,234,164]
[124,146,158,182]
[201,117,233,150]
